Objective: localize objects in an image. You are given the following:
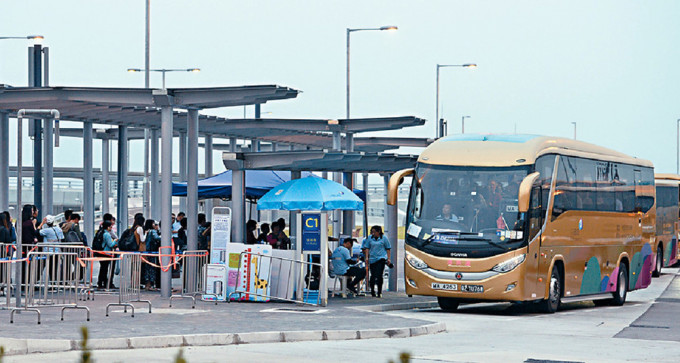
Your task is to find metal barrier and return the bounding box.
[10,251,90,324]
[106,253,151,317]
[228,252,324,306]
[169,250,215,308]
[33,243,94,301]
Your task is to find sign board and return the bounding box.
[225,243,272,302]
[211,207,232,264]
[301,213,321,252]
[203,264,228,301]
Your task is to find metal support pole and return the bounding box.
[160,107,174,298]
[229,137,237,153]
[384,174,398,292]
[83,122,94,241]
[143,129,150,217]
[179,131,187,213]
[15,114,23,307]
[332,131,342,238]
[232,168,246,243]
[290,171,301,250]
[362,172,369,238]
[117,126,129,233]
[32,44,43,219]
[435,65,440,139]
[102,138,110,215]
[0,112,9,211]
[204,135,213,220]
[43,118,53,215]
[187,110,199,251]
[150,128,160,220]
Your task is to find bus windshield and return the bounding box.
[406,164,530,255]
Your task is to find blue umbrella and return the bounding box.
[257,176,364,211]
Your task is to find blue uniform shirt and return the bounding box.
[172,221,181,238]
[331,245,352,275]
[362,235,391,264]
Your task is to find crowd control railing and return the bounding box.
[228,252,324,306]
[106,253,151,318]
[169,250,214,308]
[10,251,90,324]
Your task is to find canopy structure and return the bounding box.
[172,170,366,201]
[257,176,364,211]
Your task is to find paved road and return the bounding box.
[6,268,679,362]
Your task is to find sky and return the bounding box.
[1,0,679,176]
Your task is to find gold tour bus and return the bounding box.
[388,134,655,313]
[653,173,680,275]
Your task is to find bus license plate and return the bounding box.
[431,283,458,291]
[461,284,484,293]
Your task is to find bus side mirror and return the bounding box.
[518,172,540,213]
[387,168,414,206]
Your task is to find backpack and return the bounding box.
[118,228,139,252]
[145,231,160,252]
[64,228,83,243]
[92,228,105,251]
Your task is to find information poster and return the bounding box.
[301,213,321,252]
[210,208,231,264]
[203,264,228,301]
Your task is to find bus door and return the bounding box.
[525,184,543,298]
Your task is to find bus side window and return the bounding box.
[528,186,543,241]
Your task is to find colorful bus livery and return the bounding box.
[389,134,655,313]
[653,173,680,275]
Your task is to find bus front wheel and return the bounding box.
[437,297,460,312]
[538,268,561,313]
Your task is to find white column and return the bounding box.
[83,122,94,241]
[102,138,110,215]
[179,131,187,213]
[187,110,199,251]
[204,135,213,220]
[150,128,160,221]
[384,174,398,292]
[0,112,9,211]
[117,126,128,233]
[43,118,53,215]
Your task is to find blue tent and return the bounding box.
[172,170,366,201]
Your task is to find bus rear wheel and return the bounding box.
[610,264,628,306]
[437,297,460,312]
[538,268,561,313]
[652,246,662,277]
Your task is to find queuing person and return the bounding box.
[331,237,366,294]
[59,210,73,229]
[246,219,258,244]
[97,220,118,289]
[143,219,160,290]
[257,223,270,244]
[0,213,11,243]
[62,213,83,243]
[171,213,180,239]
[270,221,291,249]
[21,205,42,247]
[2,211,16,243]
[39,215,64,243]
[362,225,393,298]
[176,217,188,251]
[101,213,118,240]
[197,213,210,250]
[132,214,145,252]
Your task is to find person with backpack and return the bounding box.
[96,220,118,288]
[143,219,161,290]
[39,215,64,243]
[118,215,145,252]
[62,213,83,243]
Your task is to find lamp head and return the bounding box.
[187,68,201,73]
[380,25,398,31]
[462,63,477,68]
[127,68,141,73]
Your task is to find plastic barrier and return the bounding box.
[105,253,151,318]
[10,251,90,324]
[228,252,324,306]
[169,250,215,308]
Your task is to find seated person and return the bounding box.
[435,203,459,222]
[331,237,366,294]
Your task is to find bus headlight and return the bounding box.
[491,254,526,273]
[405,251,428,270]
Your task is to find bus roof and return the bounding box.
[655,173,680,186]
[418,134,653,168]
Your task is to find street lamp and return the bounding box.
[435,63,477,138]
[461,115,471,134]
[571,122,577,140]
[127,68,200,89]
[0,35,44,40]
[346,25,397,128]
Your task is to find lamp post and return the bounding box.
[127,68,200,89]
[461,115,471,134]
[435,63,477,138]
[571,122,577,140]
